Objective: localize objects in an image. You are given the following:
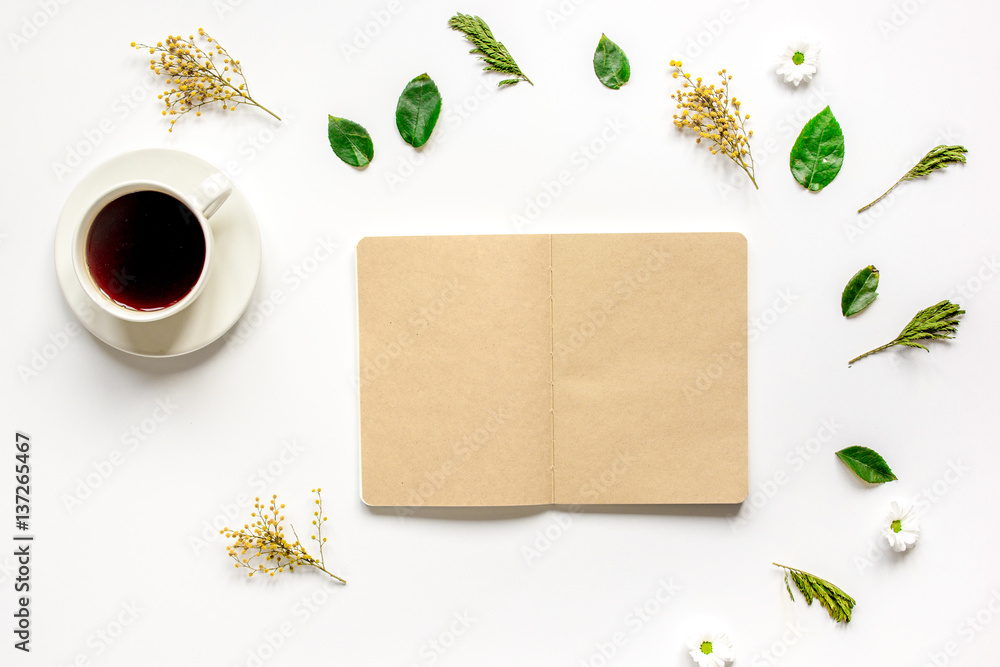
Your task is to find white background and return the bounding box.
[2,0,999,665]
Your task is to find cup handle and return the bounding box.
[188,173,233,220]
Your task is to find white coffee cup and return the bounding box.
[72,174,231,323]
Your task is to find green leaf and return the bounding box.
[841,265,879,317]
[790,106,844,191]
[774,563,855,624]
[593,34,630,89]
[835,445,898,484]
[395,73,442,148]
[327,116,373,168]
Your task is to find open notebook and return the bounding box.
[356,233,747,506]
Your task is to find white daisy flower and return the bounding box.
[686,631,734,667]
[775,40,820,86]
[881,501,920,552]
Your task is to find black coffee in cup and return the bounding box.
[85,190,207,312]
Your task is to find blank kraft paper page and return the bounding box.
[550,233,747,504]
[357,234,554,506]
[357,233,747,506]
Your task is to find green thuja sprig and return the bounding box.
[849,300,964,366]
[858,145,968,212]
[448,13,532,87]
[774,563,855,624]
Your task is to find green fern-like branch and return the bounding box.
[858,144,968,212]
[773,563,855,624]
[849,300,964,366]
[448,13,532,87]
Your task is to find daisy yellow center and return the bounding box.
[792,51,805,66]
[700,641,713,655]
[891,519,902,533]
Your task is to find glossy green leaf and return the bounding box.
[593,34,630,89]
[327,115,373,167]
[395,73,443,148]
[790,106,844,191]
[835,446,897,484]
[841,265,879,317]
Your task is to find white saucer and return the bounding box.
[55,149,261,357]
